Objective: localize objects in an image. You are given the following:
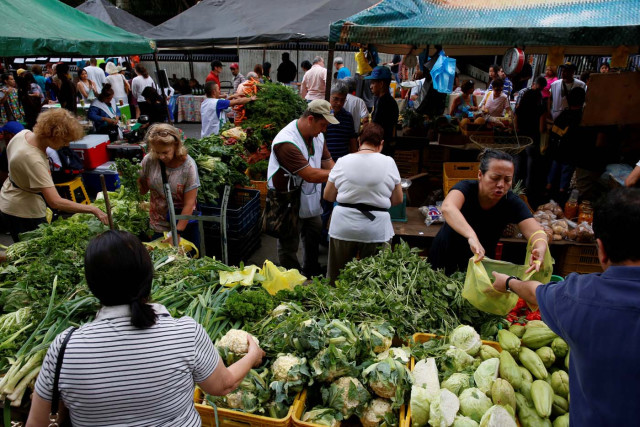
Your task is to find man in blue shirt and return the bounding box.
[492,188,640,426]
[333,57,351,80]
[486,65,513,98]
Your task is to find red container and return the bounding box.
[70,135,110,170]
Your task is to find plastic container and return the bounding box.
[250,180,268,210]
[55,176,90,205]
[204,220,262,265]
[550,274,564,282]
[82,161,121,194]
[195,392,298,427]
[559,244,603,276]
[443,162,479,196]
[389,193,408,222]
[201,188,261,239]
[69,134,110,170]
[107,142,146,162]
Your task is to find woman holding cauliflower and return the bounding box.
[26,230,265,426]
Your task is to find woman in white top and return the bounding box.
[105,62,130,105]
[323,123,403,284]
[76,68,98,102]
[131,64,157,118]
[478,78,512,126]
[27,230,265,427]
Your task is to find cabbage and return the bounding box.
[377,347,411,364]
[445,347,475,371]
[479,405,516,427]
[413,358,440,399]
[441,373,473,396]
[473,358,499,395]
[428,389,459,427]
[453,415,479,427]
[410,386,433,427]
[459,388,492,422]
[450,325,482,356]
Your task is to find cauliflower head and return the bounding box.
[360,398,394,427]
[272,353,306,382]
[377,347,411,364]
[323,376,371,418]
[217,329,259,355]
[362,358,413,406]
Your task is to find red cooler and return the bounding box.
[69,135,110,170]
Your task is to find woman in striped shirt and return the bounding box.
[27,230,265,427]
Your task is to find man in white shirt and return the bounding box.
[549,62,585,120]
[300,56,327,101]
[84,58,107,94]
[200,82,255,138]
[342,78,369,134]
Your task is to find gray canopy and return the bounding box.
[76,0,153,35]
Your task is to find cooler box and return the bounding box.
[70,134,110,170]
[82,161,120,194]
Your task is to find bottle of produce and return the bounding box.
[578,200,593,224]
[564,190,579,219]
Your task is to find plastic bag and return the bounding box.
[430,51,457,94]
[462,235,554,315]
[260,260,306,295]
[219,265,261,287]
[144,232,199,258]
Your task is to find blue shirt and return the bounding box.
[34,75,46,93]
[337,67,351,79]
[536,266,640,427]
[325,109,355,161]
[489,77,513,97]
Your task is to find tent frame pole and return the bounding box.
[188,51,194,80]
[325,42,336,101]
[153,51,173,125]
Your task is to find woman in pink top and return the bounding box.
[542,66,557,99]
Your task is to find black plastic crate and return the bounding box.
[204,221,261,266]
[200,188,261,239]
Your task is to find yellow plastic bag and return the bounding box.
[260,260,306,295]
[462,234,554,315]
[143,232,199,258]
[219,265,260,287]
[355,49,373,75]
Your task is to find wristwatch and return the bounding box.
[505,276,518,293]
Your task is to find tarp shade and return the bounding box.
[76,0,153,35]
[0,0,155,57]
[143,0,378,48]
[330,0,640,55]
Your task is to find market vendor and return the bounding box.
[88,84,121,137]
[429,149,546,274]
[491,188,640,425]
[201,81,256,138]
[26,230,265,426]
[478,78,512,126]
[0,109,108,241]
[138,124,200,247]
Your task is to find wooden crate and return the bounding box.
[559,244,603,276]
[394,150,420,177]
[443,162,479,196]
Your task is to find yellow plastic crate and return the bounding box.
[405,333,502,427]
[195,389,298,427]
[443,162,479,196]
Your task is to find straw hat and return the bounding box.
[105,62,123,75]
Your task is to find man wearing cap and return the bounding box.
[201,81,256,138]
[549,62,585,120]
[267,100,337,276]
[300,57,327,101]
[366,66,399,156]
[206,60,223,87]
[230,63,246,92]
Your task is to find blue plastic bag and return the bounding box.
[430,51,457,94]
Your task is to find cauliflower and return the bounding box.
[377,347,411,364]
[226,390,257,410]
[322,376,371,418]
[272,303,290,317]
[270,353,311,404]
[360,398,395,427]
[358,321,394,356]
[362,358,413,406]
[217,329,259,355]
[302,407,341,427]
[272,353,305,382]
[311,344,356,383]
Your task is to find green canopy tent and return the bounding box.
[329,0,640,55]
[0,0,155,57]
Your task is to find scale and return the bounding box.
[389,178,412,222]
[502,48,525,75]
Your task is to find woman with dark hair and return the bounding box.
[429,149,546,274]
[323,123,403,283]
[140,86,168,124]
[26,230,265,426]
[53,64,77,114]
[88,83,121,138]
[17,72,43,129]
[450,79,478,119]
[0,73,25,124]
[131,64,158,118]
[76,68,98,102]
[262,62,272,82]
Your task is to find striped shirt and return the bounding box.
[35,304,219,427]
[325,108,356,162]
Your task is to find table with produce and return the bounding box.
[0,82,572,427]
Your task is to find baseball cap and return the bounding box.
[307,100,339,125]
[230,63,239,70]
[562,61,576,70]
[16,68,26,76]
[364,66,392,80]
[0,121,25,134]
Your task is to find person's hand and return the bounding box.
[625,165,640,187]
[249,96,257,102]
[526,247,545,274]
[247,335,265,367]
[468,236,485,262]
[93,208,109,225]
[162,233,181,245]
[491,271,510,293]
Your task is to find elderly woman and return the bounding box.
[26,230,265,426]
[88,84,121,138]
[0,109,108,241]
[323,123,403,284]
[138,124,200,246]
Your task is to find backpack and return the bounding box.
[51,146,84,184]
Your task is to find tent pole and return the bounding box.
[188,52,194,80]
[154,51,173,125]
[262,47,266,65]
[325,42,335,101]
[296,41,300,81]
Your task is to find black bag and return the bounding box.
[262,187,301,239]
[51,147,84,184]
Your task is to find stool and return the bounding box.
[55,177,90,205]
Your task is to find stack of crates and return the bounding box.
[443,162,479,196]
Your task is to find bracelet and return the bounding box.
[505,276,518,293]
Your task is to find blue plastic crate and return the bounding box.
[200,188,261,239]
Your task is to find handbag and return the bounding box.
[49,327,77,427]
[262,187,301,239]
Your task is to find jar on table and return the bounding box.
[578,201,593,224]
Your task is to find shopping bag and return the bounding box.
[262,188,301,239]
[260,260,306,295]
[143,232,199,258]
[462,235,554,315]
[219,265,261,287]
[430,51,457,94]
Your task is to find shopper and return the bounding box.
[429,149,546,274]
[323,123,403,284]
[491,188,640,426]
[201,82,255,138]
[342,77,369,134]
[0,109,108,241]
[105,62,130,105]
[300,57,327,101]
[230,63,246,92]
[277,53,297,84]
[334,57,351,80]
[1,73,25,124]
[76,68,98,103]
[548,62,585,120]
[366,66,398,156]
[26,229,265,427]
[83,58,107,93]
[131,64,158,119]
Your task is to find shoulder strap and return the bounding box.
[159,160,168,186]
[50,327,77,422]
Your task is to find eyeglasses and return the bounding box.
[154,130,172,137]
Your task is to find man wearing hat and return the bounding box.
[548,62,585,120]
[267,100,337,276]
[230,63,246,92]
[366,66,399,156]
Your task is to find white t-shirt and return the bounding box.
[344,94,369,134]
[200,98,230,138]
[410,78,426,97]
[550,78,586,120]
[106,73,128,102]
[328,152,400,243]
[131,75,157,102]
[84,65,106,93]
